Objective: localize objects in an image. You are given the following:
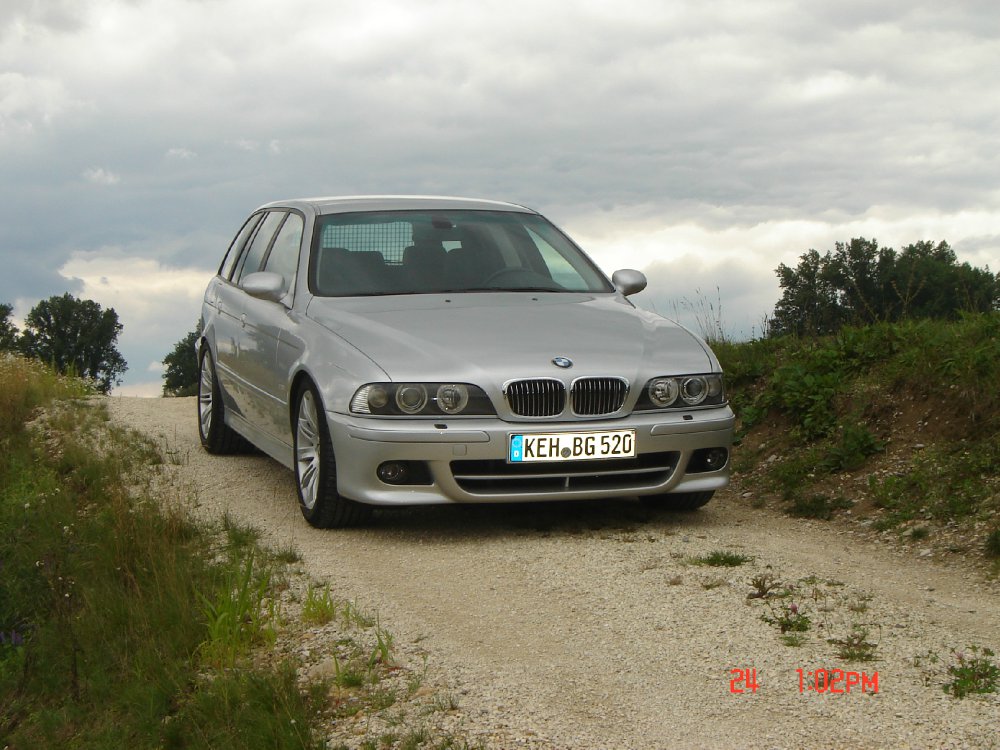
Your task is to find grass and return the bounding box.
[302,584,338,625]
[0,355,475,748]
[690,550,754,567]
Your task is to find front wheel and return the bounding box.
[640,490,715,512]
[198,347,248,454]
[293,383,371,528]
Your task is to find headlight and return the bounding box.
[351,382,494,416]
[680,376,707,406]
[636,374,725,410]
[436,384,469,414]
[648,377,679,407]
[395,384,428,414]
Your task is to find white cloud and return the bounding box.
[165,147,196,160]
[82,167,120,185]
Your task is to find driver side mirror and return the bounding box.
[241,271,286,303]
[612,269,647,297]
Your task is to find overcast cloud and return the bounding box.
[2,0,998,394]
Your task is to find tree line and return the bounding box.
[1,294,127,395]
[769,238,998,337]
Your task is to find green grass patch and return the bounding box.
[690,550,754,567]
[0,357,320,748]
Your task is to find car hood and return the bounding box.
[306,293,715,384]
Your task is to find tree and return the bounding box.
[769,238,1000,338]
[769,250,842,337]
[162,321,202,397]
[19,293,128,394]
[0,303,17,351]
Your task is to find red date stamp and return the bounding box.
[728,668,879,694]
[798,668,878,694]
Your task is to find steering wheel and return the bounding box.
[482,267,554,287]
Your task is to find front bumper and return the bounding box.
[328,406,735,505]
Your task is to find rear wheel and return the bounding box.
[198,347,247,454]
[293,382,371,528]
[640,490,715,512]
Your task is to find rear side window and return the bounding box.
[235,211,285,283]
[219,213,263,279]
[263,212,304,294]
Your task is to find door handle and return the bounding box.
[240,313,247,328]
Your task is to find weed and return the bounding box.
[429,693,460,712]
[342,598,376,629]
[223,510,262,550]
[828,625,879,662]
[198,550,277,667]
[302,584,338,626]
[275,544,303,564]
[762,601,811,634]
[369,618,395,668]
[909,526,931,541]
[691,550,754,567]
[823,423,884,472]
[781,633,808,647]
[747,572,782,600]
[943,646,1000,698]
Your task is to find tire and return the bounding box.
[640,490,715,512]
[293,382,372,528]
[197,347,248,454]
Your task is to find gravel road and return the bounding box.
[108,396,999,749]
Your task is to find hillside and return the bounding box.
[715,313,1000,565]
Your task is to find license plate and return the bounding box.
[508,429,636,463]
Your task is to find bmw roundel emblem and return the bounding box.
[552,356,573,369]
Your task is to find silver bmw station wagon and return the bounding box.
[198,196,734,527]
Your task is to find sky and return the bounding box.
[2,0,999,396]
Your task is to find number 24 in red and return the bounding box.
[730,668,759,693]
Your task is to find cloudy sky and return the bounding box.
[2,0,999,395]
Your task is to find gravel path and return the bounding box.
[108,396,1000,749]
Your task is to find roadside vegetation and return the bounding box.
[704,237,1000,563]
[0,354,479,749]
[716,313,1000,560]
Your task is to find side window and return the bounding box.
[263,212,304,293]
[235,211,285,284]
[220,213,263,279]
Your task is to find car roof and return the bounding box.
[257,195,537,215]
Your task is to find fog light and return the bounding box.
[702,448,728,471]
[688,447,729,473]
[377,462,408,485]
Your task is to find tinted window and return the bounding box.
[236,211,285,283]
[310,210,612,297]
[220,213,263,279]
[263,212,304,294]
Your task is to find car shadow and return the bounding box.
[352,497,722,543]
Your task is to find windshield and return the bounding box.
[309,210,614,297]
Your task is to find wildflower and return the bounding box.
[789,603,799,615]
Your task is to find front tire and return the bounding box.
[640,490,715,512]
[198,347,247,454]
[293,382,371,528]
